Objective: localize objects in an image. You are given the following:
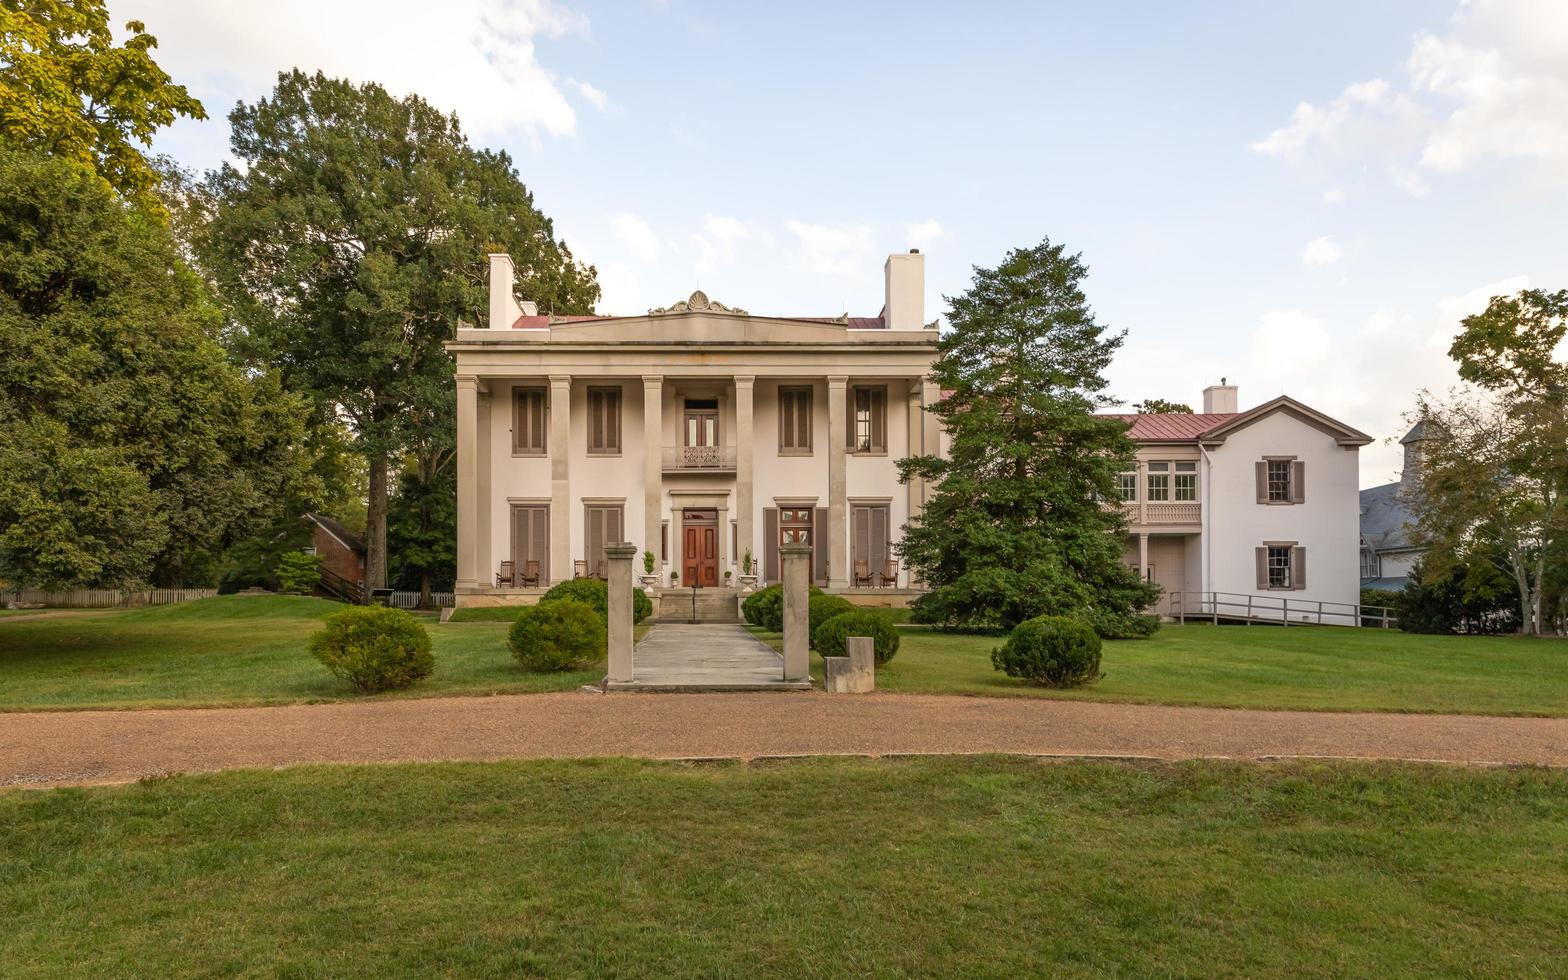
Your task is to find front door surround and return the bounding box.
[682,508,719,586]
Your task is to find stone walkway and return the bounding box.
[3,693,1566,788]
[610,623,810,691]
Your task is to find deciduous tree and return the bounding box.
[0,0,204,212]
[201,71,598,590]
[898,238,1158,629]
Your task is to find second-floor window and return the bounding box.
[779,386,812,454]
[1146,462,1169,501]
[1174,461,1197,501]
[1267,460,1292,502]
[587,386,621,455]
[851,386,886,453]
[1117,472,1137,502]
[513,386,547,455]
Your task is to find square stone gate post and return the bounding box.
[780,542,812,682]
[606,542,638,684]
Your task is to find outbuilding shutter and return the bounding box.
[1255,547,1268,590]
[1292,546,1307,590]
[763,508,779,584]
[814,507,830,585]
[1254,462,1268,504]
[1291,461,1306,504]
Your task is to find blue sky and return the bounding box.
[126,0,1568,486]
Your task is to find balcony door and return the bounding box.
[681,508,719,587]
[682,399,720,469]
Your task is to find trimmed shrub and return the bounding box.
[742,584,779,628]
[308,605,433,693]
[809,594,856,634]
[508,599,606,671]
[1081,608,1160,639]
[539,577,651,624]
[742,583,825,632]
[812,610,900,665]
[991,615,1102,688]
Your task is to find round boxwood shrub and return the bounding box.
[742,583,825,632]
[508,599,606,671]
[991,615,1102,687]
[538,577,650,624]
[811,610,900,665]
[808,594,855,634]
[308,604,434,693]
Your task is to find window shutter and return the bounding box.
[1291,461,1306,504]
[535,508,550,583]
[610,506,623,548]
[1254,461,1267,504]
[872,506,889,582]
[763,508,779,583]
[1293,546,1307,590]
[852,505,869,573]
[1255,547,1268,590]
[814,507,830,584]
[535,391,547,451]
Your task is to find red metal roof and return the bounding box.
[1102,413,1241,441]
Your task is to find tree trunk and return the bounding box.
[366,452,388,592]
[419,568,431,609]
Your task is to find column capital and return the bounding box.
[641,374,663,386]
[456,375,481,390]
[732,374,755,388]
[826,375,849,389]
[548,374,572,387]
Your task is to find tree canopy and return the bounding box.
[199,70,599,588]
[898,238,1158,630]
[1133,398,1193,414]
[0,0,205,212]
[0,147,314,589]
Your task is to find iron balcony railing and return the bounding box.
[662,445,738,472]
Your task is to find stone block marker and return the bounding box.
[779,542,811,682]
[823,636,875,693]
[605,542,638,684]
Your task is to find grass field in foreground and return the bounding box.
[750,620,1568,716]
[0,595,594,710]
[2,756,1565,977]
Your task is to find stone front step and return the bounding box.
[654,588,742,623]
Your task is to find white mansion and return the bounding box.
[449,251,1371,619]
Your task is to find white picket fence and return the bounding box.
[1,588,217,609]
[386,591,455,609]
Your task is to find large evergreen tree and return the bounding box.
[0,147,315,589]
[898,238,1157,629]
[200,71,599,589]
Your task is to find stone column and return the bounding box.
[642,376,663,570]
[905,380,925,518]
[455,375,479,590]
[920,379,942,507]
[605,542,637,684]
[733,375,754,579]
[827,375,849,589]
[549,375,572,583]
[1138,532,1149,582]
[476,386,492,587]
[780,542,812,681]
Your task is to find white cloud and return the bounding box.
[1435,273,1530,323]
[121,0,593,147]
[1301,236,1343,266]
[1251,0,1568,191]
[1321,186,1346,204]
[905,218,948,251]
[785,220,876,276]
[610,212,660,261]
[570,79,609,111]
[690,215,756,275]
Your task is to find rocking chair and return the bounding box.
[853,559,873,588]
[495,561,516,588]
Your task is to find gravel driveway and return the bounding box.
[3,692,1566,788]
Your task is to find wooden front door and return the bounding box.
[682,509,719,587]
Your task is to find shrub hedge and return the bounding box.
[811,609,900,665]
[539,577,651,624]
[742,583,824,632]
[308,605,433,693]
[507,599,605,671]
[808,594,856,634]
[991,614,1102,687]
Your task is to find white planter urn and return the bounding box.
[738,574,759,594]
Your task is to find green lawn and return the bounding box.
[1,756,1564,977]
[0,595,595,711]
[752,621,1568,716]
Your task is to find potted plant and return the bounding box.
[738,548,758,593]
[724,569,733,586]
[641,550,660,588]
[670,570,680,588]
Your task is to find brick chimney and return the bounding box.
[1202,379,1238,414]
[883,249,925,331]
[487,253,527,329]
